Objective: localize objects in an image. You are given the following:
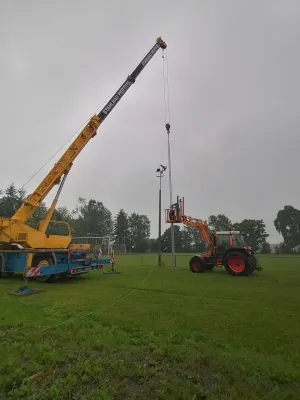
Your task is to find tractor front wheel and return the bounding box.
[224,252,253,276]
[189,256,205,273]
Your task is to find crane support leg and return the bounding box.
[8,253,45,296]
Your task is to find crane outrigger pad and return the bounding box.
[8,285,45,296]
[103,263,121,274]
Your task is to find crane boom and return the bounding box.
[12,37,167,224]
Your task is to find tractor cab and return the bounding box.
[214,230,248,254]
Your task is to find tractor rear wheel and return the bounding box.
[224,252,253,276]
[189,256,205,273]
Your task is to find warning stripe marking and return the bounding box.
[26,267,41,277]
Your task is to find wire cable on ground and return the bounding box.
[40,264,156,333]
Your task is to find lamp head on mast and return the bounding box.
[156,165,167,178]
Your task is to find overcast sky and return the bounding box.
[1,0,300,243]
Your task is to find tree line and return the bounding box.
[0,183,300,254]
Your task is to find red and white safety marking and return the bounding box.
[26,267,41,277]
[110,258,115,264]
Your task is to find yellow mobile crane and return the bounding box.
[0,37,167,282]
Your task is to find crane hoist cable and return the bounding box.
[20,119,89,190]
[20,42,165,192]
[20,76,131,191]
[162,48,171,126]
[21,43,170,192]
[162,48,172,164]
[21,42,170,192]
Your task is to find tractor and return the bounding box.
[165,196,262,276]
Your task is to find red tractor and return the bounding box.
[165,196,262,276]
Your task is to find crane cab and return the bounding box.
[165,196,184,223]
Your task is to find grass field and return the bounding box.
[1,255,300,399]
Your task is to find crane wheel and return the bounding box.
[189,256,205,273]
[224,252,252,276]
[32,257,60,283]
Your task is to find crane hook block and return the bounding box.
[157,37,167,49]
[165,123,170,133]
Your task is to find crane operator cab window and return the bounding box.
[46,221,70,236]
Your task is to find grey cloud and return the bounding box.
[1,0,300,243]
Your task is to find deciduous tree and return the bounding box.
[208,214,231,231]
[0,183,26,217]
[72,197,113,237]
[274,205,300,249]
[161,225,182,252]
[113,209,130,251]
[260,241,271,254]
[180,225,206,252]
[233,219,269,251]
[128,213,151,253]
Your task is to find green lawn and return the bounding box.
[0,255,300,399]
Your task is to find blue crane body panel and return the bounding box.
[0,250,113,278]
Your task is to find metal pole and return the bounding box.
[158,178,162,266]
[166,124,176,268]
[156,165,166,266]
